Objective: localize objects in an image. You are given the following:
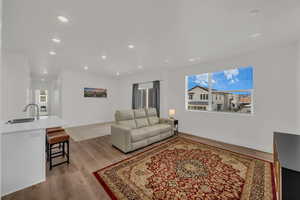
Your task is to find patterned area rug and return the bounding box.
[93,137,276,200]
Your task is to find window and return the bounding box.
[139,88,148,108]
[133,81,160,113]
[189,93,193,100]
[186,66,253,114]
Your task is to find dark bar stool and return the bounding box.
[47,130,70,170]
[45,127,64,157]
[46,127,64,134]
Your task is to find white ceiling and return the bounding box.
[3,0,300,78]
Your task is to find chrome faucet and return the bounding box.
[23,103,40,120]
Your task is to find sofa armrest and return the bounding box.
[111,124,132,153]
[159,118,174,129]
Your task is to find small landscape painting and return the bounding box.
[84,88,107,98]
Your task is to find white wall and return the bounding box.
[61,70,119,127]
[51,78,62,118]
[118,42,299,153]
[1,52,30,120]
[1,42,299,154]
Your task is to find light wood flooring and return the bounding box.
[2,133,273,200]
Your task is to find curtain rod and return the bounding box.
[135,80,163,84]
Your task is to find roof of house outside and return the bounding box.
[188,85,209,92]
[188,85,227,94]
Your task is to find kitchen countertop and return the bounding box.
[1,116,65,135]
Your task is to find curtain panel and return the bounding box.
[132,81,160,116]
[152,80,160,117]
[132,83,140,109]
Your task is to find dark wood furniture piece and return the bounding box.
[274,132,300,200]
[173,119,178,135]
[46,128,70,170]
[46,127,64,154]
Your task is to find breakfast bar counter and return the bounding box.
[1,116,65,196]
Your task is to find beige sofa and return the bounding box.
[111,108,174,153]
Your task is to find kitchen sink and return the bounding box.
[6,118,35,124]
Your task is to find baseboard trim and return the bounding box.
[64,121,114,129]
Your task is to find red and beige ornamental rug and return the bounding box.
[93,137,276,200]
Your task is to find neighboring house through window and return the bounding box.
[186,66,253,114]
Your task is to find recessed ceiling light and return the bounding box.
[49,51,56,55]
[250,9,260,16]
[101,55,107,60]
[128,44,135,49]
[116,72,120,76]
[84,66,88,70]
[189,58,195,62]
[137,65,143,69]
[52,38,61,43]
[57,16,69,23]
[250,33,262,38]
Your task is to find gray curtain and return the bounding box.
[133,81,160,115]
[149,80,160,117]
[141,89,147,108]
[132,83,140,109]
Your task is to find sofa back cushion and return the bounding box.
[148,116,159,125]
[118,120,137,129]
[146,108,159,125]
[115,110,137,129]
[115,110,134,121]
[146,108,157,117]
[133,109,149,128]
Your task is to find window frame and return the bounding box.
[185,67,254,115]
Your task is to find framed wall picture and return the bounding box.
[84,88,107,98]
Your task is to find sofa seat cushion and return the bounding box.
[153,124,172,133]
[131,124,172,142]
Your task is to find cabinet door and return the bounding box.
[2,130,45,195]
[282,168,300,200]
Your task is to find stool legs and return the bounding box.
[49,144,53,170]
[67,140,69,164]
[62,142,65,157]
[48,141,70,170]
